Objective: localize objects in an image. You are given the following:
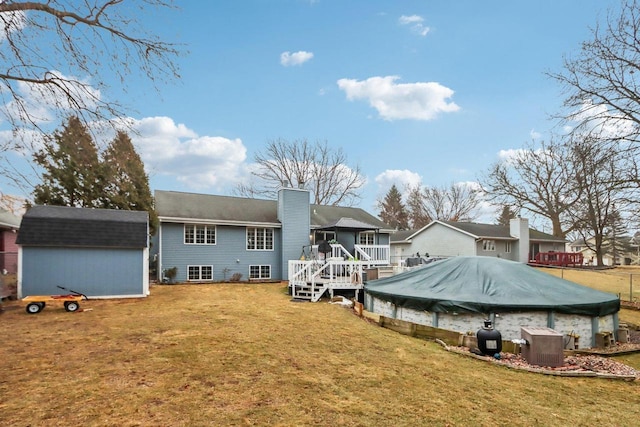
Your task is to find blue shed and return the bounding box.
[16,206,149,299]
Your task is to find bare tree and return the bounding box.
[404,182,481,225]
[405,184,431,229]
[0,191,25,215]
[480,140,579,238]
[549,0,640,143]
[421,182,482,222]
[235,138,365,206]
[567,136,636,266]
[0,1,181,182]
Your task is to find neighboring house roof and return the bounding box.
[390,220,565,244]
[569,238,587,247]
[0,209,21,229]
[155,190,393,232]
[16,205,148,248]
[389,229,415,243]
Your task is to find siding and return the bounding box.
[1,230,18,273]
[160,223,282,282]
[419,224,476,256]
[20,247,144,297]
[474,240,518,261]
[277,188,310,278]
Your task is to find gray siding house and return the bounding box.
[17,206,149,298]
[390,218,566,264]
[154,186,393,283]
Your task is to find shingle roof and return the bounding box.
[439,220,565,242]
[16,205,148,248]
[440,221,515,239]
[390,220,565,243]
[0,209,21,229]
[390,229,416,243]
[155,190,393,231]
[155,190,279,225]
[310,204,390,230]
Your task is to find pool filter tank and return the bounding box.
[477,320,502,356]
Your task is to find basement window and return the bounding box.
[188,265,213,281]
[250,265,271,280]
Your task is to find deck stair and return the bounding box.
[289,259,364,302]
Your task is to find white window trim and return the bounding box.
[482,239,496,251]
[187,265,213,281]
[246,227,274,251]
[505,242,512,253]
[249,264,271,280]
[184,224,216,245]
[358,231,375,245]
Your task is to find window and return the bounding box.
[184,224,216,244]
[188,265,213,281]
[315,231,335,243]
[505,242,512,253]
[249,265,271,280]
[482,240,496,251]
[247,228,274,250]
[359,232,375,245]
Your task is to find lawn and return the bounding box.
[1,280,639,427]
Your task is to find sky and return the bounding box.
[0,0,622,224]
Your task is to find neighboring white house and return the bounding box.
[568,236,639,266]
[390,218,566,265]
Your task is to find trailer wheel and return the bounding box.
[26,303,42,314]
[64,301,79,312]
[38,302,46,309]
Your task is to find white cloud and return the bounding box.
[568,99,638,140]
[497,148,526,161]
[0,8,26,41]
[375,169,422,190]
[529,129,541,140]
[337,75,460,121]
[399,15,423,25]
[280,51,314,66]
[374,169,423,202]
[128,116,247,190]
[1,70,102,127]
[399,14,430,36]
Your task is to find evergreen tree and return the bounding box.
[33,116,103,207]
[496,205,518,227]
[378,184,409,230]
[102,131,158,235]
[601,208,632,265]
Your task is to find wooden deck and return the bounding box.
[288,259,365,302]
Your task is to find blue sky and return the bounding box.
[0,0,620,222]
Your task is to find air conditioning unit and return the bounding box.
[521,327,564,368]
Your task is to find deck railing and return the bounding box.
[289,259,365,302]
[354,244,390,266]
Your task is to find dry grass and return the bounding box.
[1,282,640,427]
[538,265,640,301]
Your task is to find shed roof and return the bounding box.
[365,256,619,317]
[16,206,148,248]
